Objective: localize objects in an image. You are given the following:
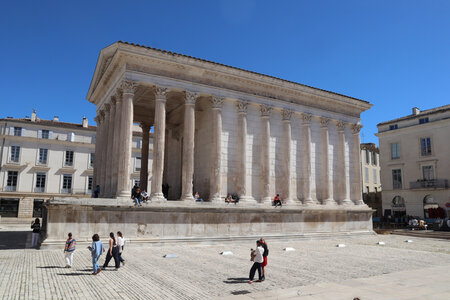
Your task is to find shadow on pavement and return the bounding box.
[223,277,249,284]
[231,290,251,295]
[57,273,91,276]
[37,266,64,269]
[0,231,30,250]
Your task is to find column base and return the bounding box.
[180,194,195,201]
[354,200,366,206]
[210,196,223,203]
[339,199,354,205]
[150,193,167,202]
[117,190,130,198]
[303,198,319,205]
[322,198,338,205]
[237,195,255,203]
[262,197,272,204]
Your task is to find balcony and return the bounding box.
[410,179,449,189]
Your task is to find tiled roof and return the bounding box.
[377,104,450,126]
[117,41,369,104]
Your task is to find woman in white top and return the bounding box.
[249,240,264,283]
[117,231,125,266]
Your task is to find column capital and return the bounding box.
[301,113,312,124]
[113,89,122,103]
[140,122,152,131]
[104,103,111,112]
[352,124,363,134]
[320,117,330,128]
[260,104,272,117]
[155,86,168,101]
[282,108,293,121]
[94,116,100,124]
[211,96,224,109]
[336,120,345,131]
[185,91,199,105]
[120,80,137,95]
[236,101,249,114]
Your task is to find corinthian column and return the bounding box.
[320,118,336,205]
[236,101,254,203]
[336,120,352,205]
[260,104,272,204]
[282,109,293,204]
[117,80,135,198]
[209,96,224,203]
[181,91,198,201]
[100,106,110,197]
[302,113,316,205]
[150,86,168,202]
[140,122,151,192]
[111,91,122,197]
[351,124,364,205]
[105,99,116,197]
[92,115,101,196]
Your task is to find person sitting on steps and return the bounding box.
[273,194,282,207]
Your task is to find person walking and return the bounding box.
[117,231,125,266]
[260,238,269,281]
[30,218,41,248]
[103,232,120,270]
[249,240,264,284]
[88,234,104,275]
[64,233,76,268]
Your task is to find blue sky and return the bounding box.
[1,0,449,144]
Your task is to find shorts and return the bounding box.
[262,256,268,267]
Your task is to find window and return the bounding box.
[90,153,95,167]
[33,199,44,218]
[38,148,48,164]
[88,176,93,192]
[137,139,142,149]
[373,169,377,184]
[422,166,434,181]
[65,150,74,166]
[391,143,400,159]
[364,167,369,183]
[389,124,398,130]
[371,152,377,165]
[0,198,20,217]
[10,145,20,162]
[366,186,370,194]
[41,130,50,139]
[365,150,370,164]
[62,175,73,193]
[420,138,432,156]
[419,117,429,124]
[35,173,46,193]
[13,127,22,136]
[135,157,141,171]
[134,179,140,187]
[6,171,18,191]
[392,169,402,189]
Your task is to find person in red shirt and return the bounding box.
[273,194,282,207]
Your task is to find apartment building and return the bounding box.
[376,105,450,219]
[360,143,382,217]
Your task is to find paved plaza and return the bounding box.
[0,231,449,299]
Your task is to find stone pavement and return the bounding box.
[0,232,448,299]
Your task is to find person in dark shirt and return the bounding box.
[132,187,142,206]
[260,237,269,281]
[31,218,41,248]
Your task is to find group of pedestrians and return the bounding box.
[249,238,269,284]
[62,231,126,275]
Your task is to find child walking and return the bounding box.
[64,233,76,268]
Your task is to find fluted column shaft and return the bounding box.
[352,124,364,205]
[105,101,116,197]
[302,114,316,204]
[209,96,223,202]
[236,101,254,202]
[111,95,122,197]
[117,81,135,198]
[181,92,198,201]
[282,109,293,203]
[260,105,272,203]
[320,118,335,205]
[337,121,351,204]
[140,123,151,192]
[150,87,167,202]
[100,108,110,197]
[92,115,101,196]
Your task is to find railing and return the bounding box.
[410,179,449,189]
[34,187,45,193]
[5,186,17,192]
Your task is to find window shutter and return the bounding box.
[137,139,142,148]
[22,128,26,136]
[49,130,53,139]
[10,126,14,136]
[38,130,42,139]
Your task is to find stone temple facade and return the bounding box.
[87,41,372,205]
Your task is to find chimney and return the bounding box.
[412,107,420,115]
[82,116,88,128]
[53,116,59,122]
[31,110,37,122]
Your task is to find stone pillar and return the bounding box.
[92,115,101,196]
[105,99,116,197]
[209,96,224,203]
[260,104,272,204]
[150,86,168,202]
[180,91,198,201]
[111,91,122,197]
[117,80,135,198]
[301,113,316,205]
[320,118,336,205]
[336,120,352,205]
[351,124,364,205]
[282,109,293,204]
[140,122,151,192]
[236,101,254,202]
[100,106,110,197]
[96,113,105,196]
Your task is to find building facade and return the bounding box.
[360,143,382,217]
[87,41,372,204]
[0,111,151,219]
[377,105,450,218]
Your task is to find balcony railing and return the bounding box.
[5,186,17,192]
[34,187,45,193]
[410,179,449,189]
